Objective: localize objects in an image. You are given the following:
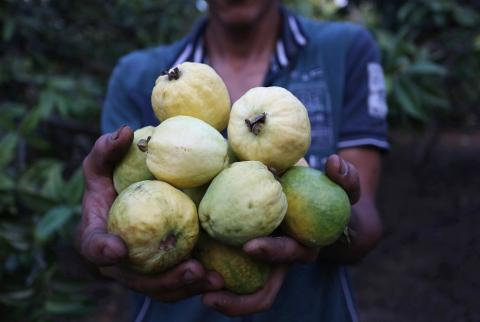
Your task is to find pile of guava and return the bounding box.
[107,62,351,294]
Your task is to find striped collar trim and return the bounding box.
[169,7,308,70]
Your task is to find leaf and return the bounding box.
[0,289,34,304]
[35,205,76,243]
[406,62,447,76]
[0,222,30,251]
[2,19,15,42]
[44,299,92,315]
[417,87,450,109]
[17,159,65,211]
[0,133,18,168]
[62,167,84,205]
[393,80,428,122]
[0,173,15,190]
[452,6,479,27]
[19,107,43,135]
[0,102,26,130]
[51,280,87,293]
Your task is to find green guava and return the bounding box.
[113,126,155,193]
[199,161,287,246]
[107,180,199,273]
[194,233,270,294]
[280,166,351,247]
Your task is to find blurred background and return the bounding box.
[0,0,479,321]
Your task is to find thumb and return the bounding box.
[324,154,360,204]
[79,227,128,266]
[83,125,134,179]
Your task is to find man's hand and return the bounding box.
[202,154,362,316]
[77,125,223,303]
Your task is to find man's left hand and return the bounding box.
[202,154,361,316]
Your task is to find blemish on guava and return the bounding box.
[158,234,177,252]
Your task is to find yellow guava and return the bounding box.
[227,87,311,172]
[151,62,231,131]
[107,180,199,273]
[146,116,229,189]
[199,161,287,246]
[113,126,155,193]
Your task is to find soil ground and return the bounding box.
[76,130,480,322]
[351,130,480,322]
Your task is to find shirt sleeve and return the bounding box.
[101,56,143,134]
[338,27,389,151]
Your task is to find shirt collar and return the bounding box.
[169,6,308,70]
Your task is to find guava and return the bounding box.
[199,161,287,246]
[146,116,229,189]
[280,166,351,247]
[113,126,155,193]
[151,62,231,131]
[107,180,199,273]
[227,86,311,172]
[194,233,270,294]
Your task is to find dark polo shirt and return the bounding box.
[102,7,388,322]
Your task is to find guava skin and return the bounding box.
[151,62,231,131]
[228,86,311,172]
[199,161,287,246]
[113,126,155,193]
[146,116,229,189]
[280,166,351,247]
[194,233,270,294]
[107,180,199,274]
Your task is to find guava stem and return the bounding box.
[245,112,267,135]
[166,67,181,81]
[137,136,151,152]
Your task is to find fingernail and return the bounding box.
[339,159,349,177]
[111,125,127,141]
[183,270,198,284]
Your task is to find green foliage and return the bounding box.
[0,0,200,320]
[286,0,480,128]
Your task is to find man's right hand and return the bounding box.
[77,125,224,302]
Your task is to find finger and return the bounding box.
[79,227,128,265]
[243,237,318,264]
[325,154,360,204]
[99,260,222,293]
[83,125,133,181]
[79,126,133,265]
[202,265,288,316]
[79,182,128,265]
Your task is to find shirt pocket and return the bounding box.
[287,73,335,168]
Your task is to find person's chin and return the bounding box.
[208,0,275,28]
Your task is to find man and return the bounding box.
[79,0,388,321]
